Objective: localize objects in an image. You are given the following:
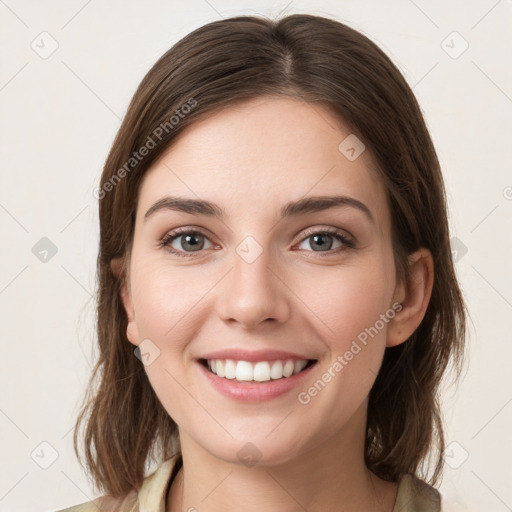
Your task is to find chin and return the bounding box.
[201,424,310,469]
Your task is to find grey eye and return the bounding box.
[298,233,343,252]
[170,232,212,252]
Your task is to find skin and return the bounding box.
[112,96,434,512]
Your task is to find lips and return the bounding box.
[195,348,318,401]
[197,357,318,401]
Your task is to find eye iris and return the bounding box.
[310,234,333,251]
[181,233,203,251]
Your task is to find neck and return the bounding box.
[166,404,398,512]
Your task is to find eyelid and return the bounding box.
[297,225,353,243]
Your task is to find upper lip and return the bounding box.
[199,348,316,363]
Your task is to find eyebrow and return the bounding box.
[144,194,375,225]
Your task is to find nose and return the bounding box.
[216,245,291,330]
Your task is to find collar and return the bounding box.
[136,454,440,512]
[138,453,182,512]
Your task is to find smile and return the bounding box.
[197,357,318,402]
[201,358,316,382]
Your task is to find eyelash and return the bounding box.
[158,226,355,258]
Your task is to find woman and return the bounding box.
[58,12,466,512]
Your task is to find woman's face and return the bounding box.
[120,96,406,466]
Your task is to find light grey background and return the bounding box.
[0,1,511,511]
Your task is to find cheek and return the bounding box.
[294,256,393,350]
[128,259,212,422]
[293,259,394,420]
[130,257,213,343]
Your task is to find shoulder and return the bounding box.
[54,490,138,512]
[55,454,182,512]
[394,474,442,512]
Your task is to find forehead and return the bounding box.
[137,96,389,229]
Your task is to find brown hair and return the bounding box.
[74,12,467,499]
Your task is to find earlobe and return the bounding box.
[386,248,434,348]
[110,257,140,346]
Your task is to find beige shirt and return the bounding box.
[56,453,441,511]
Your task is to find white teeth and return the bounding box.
[294,360,308,374]
[270,360,283,379]
[235,361,253,381]
[253,361,270,382]
[283,360,295,377]
[224,360,236,379]
[205,358,312,382]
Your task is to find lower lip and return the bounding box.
[197,360,317,402]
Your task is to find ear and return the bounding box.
[111,257,140,346]
[386,248,434,348]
